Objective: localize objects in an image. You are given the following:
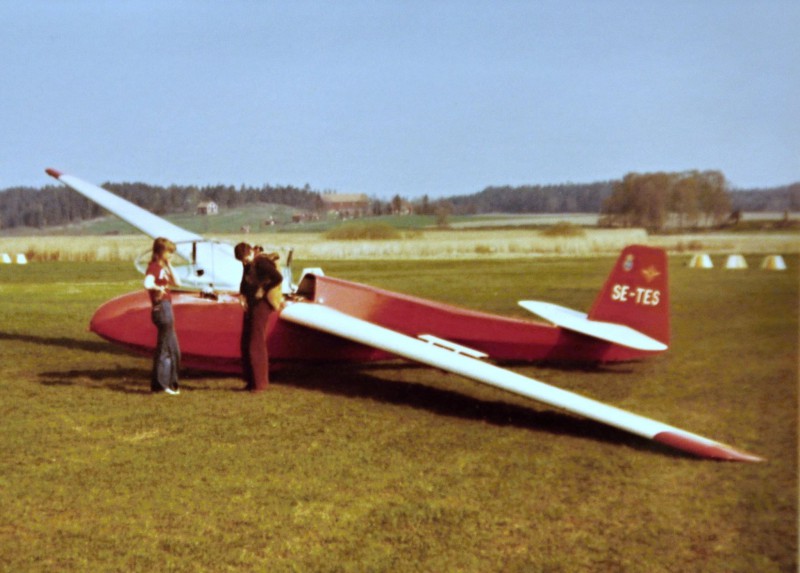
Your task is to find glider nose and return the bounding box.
[89,292,154,349]
[45,168,63,179]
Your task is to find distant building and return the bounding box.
[396,200,414,216]
[320,193,370,218]
[196,201,219,216]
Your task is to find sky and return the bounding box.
[1,1,797,197]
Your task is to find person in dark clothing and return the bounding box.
[235,243,283,392]
[234,242,256,388]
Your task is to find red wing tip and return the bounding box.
[654,431,764,462]
[45,168,63,179]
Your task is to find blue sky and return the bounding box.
[2,1,797,197]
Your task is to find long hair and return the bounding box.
[151,237,176,263]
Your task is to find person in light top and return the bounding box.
[143,237,182,395]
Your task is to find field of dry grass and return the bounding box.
[1,228,797,263]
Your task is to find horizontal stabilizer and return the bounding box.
[280,302,760,461]
[519,300,667,352]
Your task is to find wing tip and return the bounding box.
[654,431,764,462]
[45,167,63,179]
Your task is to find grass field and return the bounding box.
[0,255,797,572]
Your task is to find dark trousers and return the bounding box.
[150,299,180,392]
[240,310,254,387]
[247,301,272,391]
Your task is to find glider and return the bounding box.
[45,168,762,461]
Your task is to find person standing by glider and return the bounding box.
[235,242,257,389]
[144,237,182,395]
[236,243,283,392]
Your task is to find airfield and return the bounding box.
[0,228,797,571]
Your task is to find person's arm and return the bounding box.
[239,267,251,309]
[144,262,168,297]
[262,265,285,310]
[144,272,167,302]
[253,257,283,292]
[261,265,283,292]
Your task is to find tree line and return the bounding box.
[439,181,615,215]
[728,183,800,212]
[0,172,796,231]
[0,182,324,231]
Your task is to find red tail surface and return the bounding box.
[588,245,670,347]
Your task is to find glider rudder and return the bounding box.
[587,245,670,348]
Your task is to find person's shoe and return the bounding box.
[164,388,180,395]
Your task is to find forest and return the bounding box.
[0,172,797,232]
[434,181,615,215]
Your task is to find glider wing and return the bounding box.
[46,168,201,243]
[45,168,242,291]
[280,302,762,462]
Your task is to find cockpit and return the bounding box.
[134,239,296,295]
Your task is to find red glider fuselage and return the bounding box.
[90,273,657,374]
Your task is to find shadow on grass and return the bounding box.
[40,367,153,394]
[499,359,637,374]
[0,331,131,356]
[35,355,689,459]
[38,367,231,394]
[272,363,692,460]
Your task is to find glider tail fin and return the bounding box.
[587,245,670,348]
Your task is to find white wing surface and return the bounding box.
[280,302,761,461]
[46,168,242,291]
[47,169,201,242]
[518,300,667,351]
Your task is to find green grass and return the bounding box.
[324,222,403,240]
[539,221,587,237]
[10,211,602,237]
[0,257,796,572]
